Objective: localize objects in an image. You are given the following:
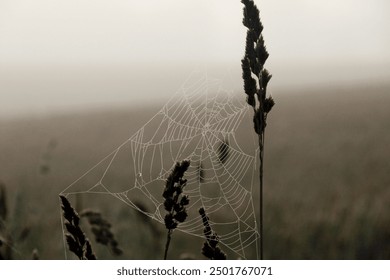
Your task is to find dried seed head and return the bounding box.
[163,160,190,230]
[80,209,122,256]
[85,239,97,260]
[163,198,174,212]
[199,207,227,260]
[261,68,272,90]
[242,0,263,37]
[213,247,227,260]
[201,242,215,259]
[60,195,96,260]
[241,0,274,138]
[60,195,80,226]
[180,195,190,206]
[264,96,275,114]
[174,210,188,223]
[242,57,258,105]
[209,234,220,248]
[164,213,178,230]
[256,35,269,67]
[246,30,259,76]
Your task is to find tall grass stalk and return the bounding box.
[241,0,274,260]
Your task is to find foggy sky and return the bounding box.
[1,0,389,118]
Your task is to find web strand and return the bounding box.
[60,70,259,259]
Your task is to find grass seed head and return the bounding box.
[60,195,96,260]
[199,207,227,260]
[80,209,123,256]
[163,160,190,230]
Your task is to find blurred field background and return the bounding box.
[1,83,389,259]
[1,0,390,260]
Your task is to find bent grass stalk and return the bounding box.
[59,195,96,260]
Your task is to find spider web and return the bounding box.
[60,70,259,259]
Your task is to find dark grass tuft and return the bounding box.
[60,195,96,260]
[162,160,190,259]
[199,207,226,260]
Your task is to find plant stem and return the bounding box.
[259,131,265,260]
[164,229,172,260]
[242,0,274,260]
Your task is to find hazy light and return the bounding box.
[1,0,389,118]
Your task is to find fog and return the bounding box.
[1,0,389,118]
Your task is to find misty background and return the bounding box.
[1,0,389,118]
[1,0,390,260]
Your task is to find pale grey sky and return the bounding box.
[1,0,389,118]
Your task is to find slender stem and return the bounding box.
[164,229,172,260]
[258,132,264,260]
[256,80,265,260]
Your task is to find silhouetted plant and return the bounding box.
[0,182,32,260]
[60,195,96,260]
[0,183,7,224]
[241,0,274,259]
[199,207,226,260]
[39,138,58,175]
[80,209,123,256]
[0,183,12,259]
[162,160,190,260]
